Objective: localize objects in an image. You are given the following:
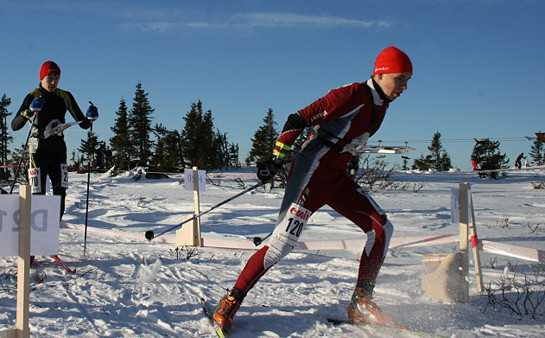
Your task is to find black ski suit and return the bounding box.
[12,85,91,218]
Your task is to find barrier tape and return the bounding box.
[62,222,543,263]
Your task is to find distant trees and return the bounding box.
[412,132,452,171]
[0,94,13,180]
[110,99,131,170]
[82,84,240,173]
[128,82,155,167]
[150,123,183,172]
[529,137,544,166]
[180,101,239,169]
[471,138,509,178]
[246,108,279,165]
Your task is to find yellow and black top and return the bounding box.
[12,85,91,149]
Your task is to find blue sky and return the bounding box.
[1,0,544,170]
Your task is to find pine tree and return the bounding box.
[181,101,206,168]
[79,130,100,169]
[246,108,279,165]
[0,94,13,180]
[471,138,508,178]
[128,83,154,167]
[110,98,131,170]
[150,123,184,172]
[412,154,431,171]
[228,143,240,167]
[412,132,452,171]
[529,138,544,166]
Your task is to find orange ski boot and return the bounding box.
[347,284,394,326]
[213,287,245,332]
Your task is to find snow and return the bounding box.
[1,168,544,337]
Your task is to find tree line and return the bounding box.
[246,112,545,174]
[0,83,241,177]
[1,86,545,179]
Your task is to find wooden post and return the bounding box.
[192,166,202,247]
[469,189,484,292]
[175,167,203,247]
[4,185,32,338]
[458,182,470,302]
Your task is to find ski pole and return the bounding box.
[84,101,98,257]
[252,232,273,246]
[145,181,263,241]
[9,124,33,194]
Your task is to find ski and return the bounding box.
[327,318,441,337]
[52,255,77,274]
[200,297,228,338]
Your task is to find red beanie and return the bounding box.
[373,46,412,75]
[40,61,61,80]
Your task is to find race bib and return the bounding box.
[272,203,312,247]
[60,163,69,188]
[28,167,42,193]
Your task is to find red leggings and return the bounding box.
[235,165,393,294]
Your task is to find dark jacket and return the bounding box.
[12,85,91,150]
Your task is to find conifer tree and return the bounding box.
[128,82,154,167]
[110,99,131,170]
[79,130,100,169]
[179,101,238,170]
[529,138,544,166]
[228,143,240,167]
[181,101,206,168]
[412,132,452,171]
[151,123,184,172]
[0,94,12,180]
[246,108,279,165]
[471,138,508,178]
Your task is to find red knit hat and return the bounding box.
[373,46,412,75]
[40,61,61,80]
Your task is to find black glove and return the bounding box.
[257,157,283,183]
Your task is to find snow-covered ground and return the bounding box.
[1,167,544,337]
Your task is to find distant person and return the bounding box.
[514,153,525,169]
[104,146,113,167]
[472,159,478,171]
[96,144,105,169]
[11,61,94,218]
[213,46,413,332]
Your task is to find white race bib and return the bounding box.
[28,167,42,194]
[271,203,312,247]
[60,163,69,188]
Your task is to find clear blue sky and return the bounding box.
[1,0,544,170]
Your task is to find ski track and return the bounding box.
[2,170,545,336]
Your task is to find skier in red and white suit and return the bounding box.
[214,46,413,332]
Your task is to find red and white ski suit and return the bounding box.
[235,78,394,294]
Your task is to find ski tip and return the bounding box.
[144,230,154,241]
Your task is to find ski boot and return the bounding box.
[347,283,393,325]
[213,287,245,332]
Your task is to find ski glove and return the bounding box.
[29,97,46,112]
[86,102,99,120]
[257,157,283,183]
